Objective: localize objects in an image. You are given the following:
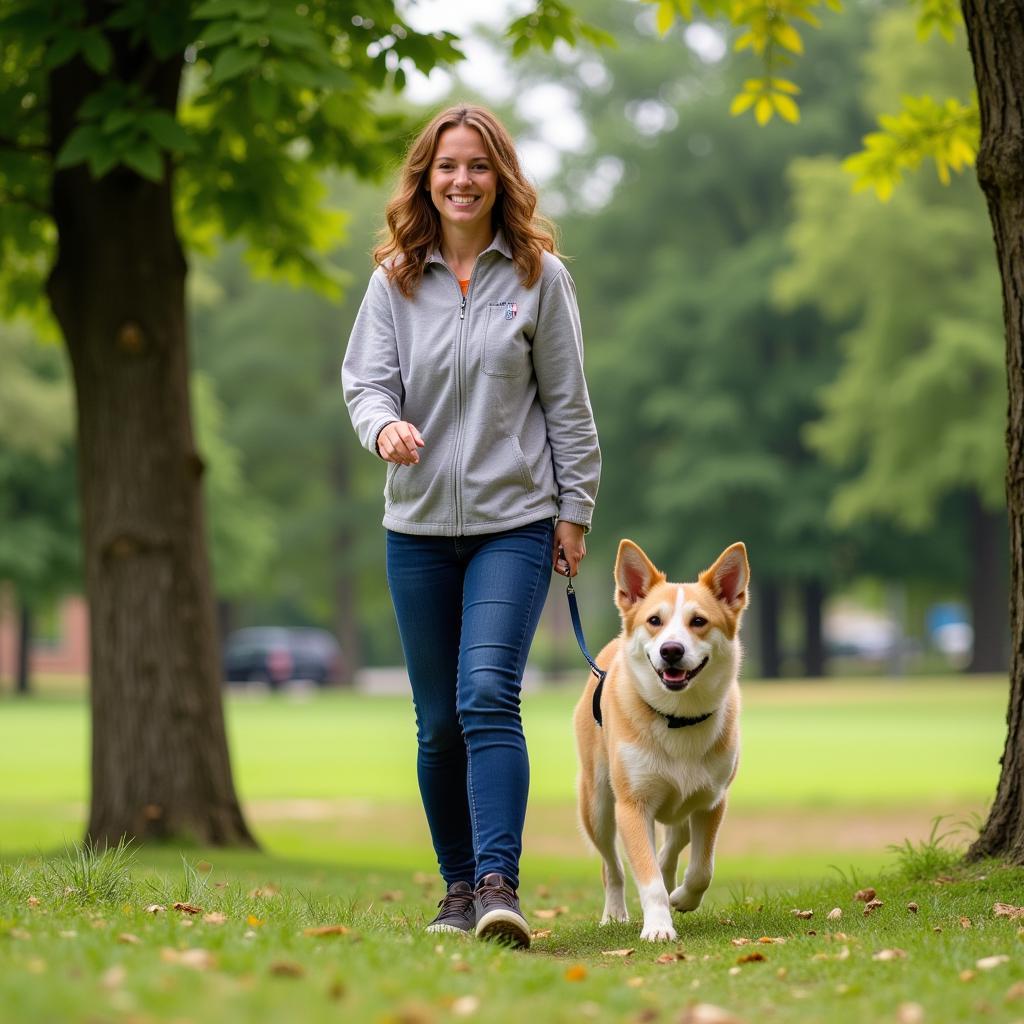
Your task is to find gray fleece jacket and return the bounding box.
[342,231,601,536]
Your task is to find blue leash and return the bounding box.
[566,580,607,727]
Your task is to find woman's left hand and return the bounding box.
[553,520,586,577]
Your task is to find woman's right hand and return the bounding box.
[377,421,425,465]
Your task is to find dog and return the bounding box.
[573,539,749,942]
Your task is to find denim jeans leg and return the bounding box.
[457,519,554,889]
[386,531,476,886]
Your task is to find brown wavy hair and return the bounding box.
[374,104,559,298]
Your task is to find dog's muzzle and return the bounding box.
[650,654,710,691]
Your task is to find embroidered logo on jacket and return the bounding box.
[491,300,519,321]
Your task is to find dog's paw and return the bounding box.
[669,885,704,913]
[600,909,629,925]
[640,919,677,942]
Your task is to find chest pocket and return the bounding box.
[482,302,529,377]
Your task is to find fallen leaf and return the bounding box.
[145,904,166,914]
[976,954,1010,971]
[452,995,480,1016]
[602,948,635,957]
[247,915,264,928]
[214,881,229,889]
[161,947,217,971]
[634,1010,659,1023]
[117,933,140,944]
[249,884,280,899]
[26,897,41,908]
[379,890,404,902]
[656,952,687,964]
[535,906,569,920]
[960,916,973,929]
[776,967,788,979]
[896,1003,924,1024]
[268,960,305,978]
[101,965,127,990]
[202,912,227,925]
[728,967,741,976]
[531,929,552,939]
[872,948,907,961]
[758,937,786,944]
[564,965,587,981]
[792,909,813,920]
[195,861,212,873]
[173,902,202,915]
[854,888,876,903]
[536,885,551,899]
[452,960,471,973]
[736,952,766,964]
[907,902,919,914]
[679,1004,745,1024]
[730,938,751,947]
[827,908,842,922]
[58,930,77,939]
[626,977,645,988]
[179,920,194,928]
[303,924,349,937]
[994,903,1024,920]
[960,969,976,982]
[863,899,884,916]
[1006,981,1024,1002]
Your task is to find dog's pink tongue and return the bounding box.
[664,668,687,683]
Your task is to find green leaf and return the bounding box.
[80,29,113,73]
[197,19,240,46]
[655,1,676,36]
[248,76,279,120]
[55,124,103,169]
[192,0,244,18]
[122,142,164,182]
[44,30,81,70]
[139,110,196,153]
[210,45,261,84]
[102,108,137,134]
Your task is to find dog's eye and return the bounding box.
[691,616,707,628]
[647,615,662,627]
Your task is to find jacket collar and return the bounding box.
[426,229,512,267]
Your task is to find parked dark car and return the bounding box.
[223,627,343,687]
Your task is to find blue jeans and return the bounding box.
[385,518,554,890]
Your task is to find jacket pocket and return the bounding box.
[508,434,536,493]
[384,462,398,504]
[483,303,527,377]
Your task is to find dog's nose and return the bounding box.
[660,642,685,665]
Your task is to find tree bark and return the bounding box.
[802,579,826,679]
[758,580,782,679]
[16,601,31,697]
[967,489,1010,673]
[46,36,254,847]
[961,1,1024,863]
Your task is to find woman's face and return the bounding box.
[428,124,500,235]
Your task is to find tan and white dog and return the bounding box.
[573,540,749,942]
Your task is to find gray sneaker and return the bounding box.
[474,873,531,949]
[426,880,476,934]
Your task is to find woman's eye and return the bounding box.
[691,616,707,628]
[647,615,661,627]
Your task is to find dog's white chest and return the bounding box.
[618,739,730,823]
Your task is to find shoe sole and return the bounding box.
[426,922,473,934]
[475,909,531,949]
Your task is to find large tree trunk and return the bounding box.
[47,39,254,847]
[967,489,1009,674]
[16,601,31,697]
[962,2,1024,863]
[802,579,826,679]
[758,580,782,680]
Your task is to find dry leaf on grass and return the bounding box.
[656,951,687,964]
[117,933,140,945]
[730,938,751,947]
[249,884,280,899]
[379,890,404,902]
[959,970,976,982]
[896,1002,924,1024]
[535,906,569,919]
[907,903,919,914]
[1006,981,1024,1002]
[101,965,127,990]
[202,912,227,925]
[736,952,766,964]
[976,955,1010,971]
[863,899,884,916]
[172,902,202,915]
[247,915,264,928]
[268,960,305,978]
[144,904,165,914]
[994,903,1024,920]
[303,925,349,937]
[452,995,480,1016]
[160,947,217,971]
[758,937,786,945]
[872,948,907,961]
[854,888,877,903]
[601,948,635,957]
[27,897,41,907]
[530,929,552,939]
[827,908,842,922]
[564,965,588,981]
[58,930,77,939]
[626,977,645,988]
[679,1002,745,1023]
[959,916,973,929]
[791,909,813,920]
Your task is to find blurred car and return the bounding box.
[223,626,343,687]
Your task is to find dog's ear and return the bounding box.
[615,540,665,614]
[699,542,749,612]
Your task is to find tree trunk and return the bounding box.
[802,579,826,679]
[47,39,254,847]
[758,580,781,679]
[967,490,1009,673]
[16,601,31,697]
[961,2,1024,863]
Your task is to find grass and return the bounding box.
[2,839,1024,1023]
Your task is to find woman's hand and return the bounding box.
[553,520,586,577]
[377,421,424,465]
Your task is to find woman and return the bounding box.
[342,104,600,949]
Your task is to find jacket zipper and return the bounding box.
[451,269,475,535]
